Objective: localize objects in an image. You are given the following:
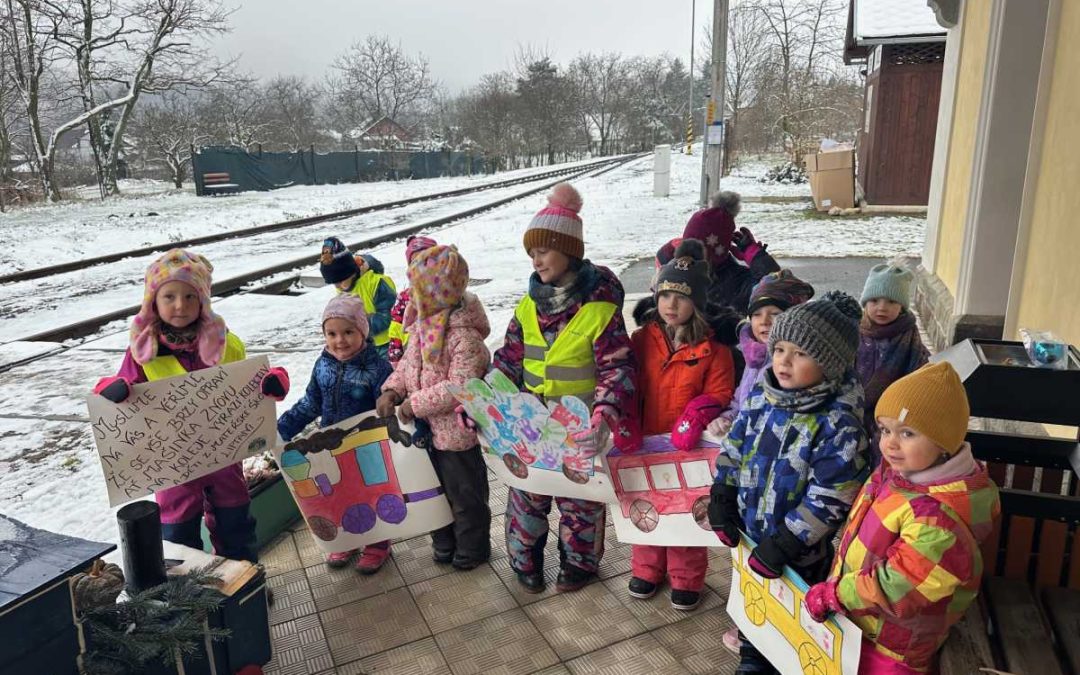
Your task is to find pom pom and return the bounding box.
[547,182,583,213]
[821,290,863,322]
[673,238,707,262]
[709,191,742,217]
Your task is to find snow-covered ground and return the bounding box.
[0,148,925,544]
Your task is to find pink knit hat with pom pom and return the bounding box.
[523,182,584,260]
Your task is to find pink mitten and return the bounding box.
[730,227,764,263]
[671,395,721,451]
[804,579,843,623]
[454,404,478,431]
[260,367,290,401]
[571,409,611,459]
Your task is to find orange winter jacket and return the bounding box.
[632,321,736,435]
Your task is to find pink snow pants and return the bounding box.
[155,463,251,523]
[630,544,709,592]
[858,640,931,674]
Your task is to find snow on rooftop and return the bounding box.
[855,0,945,43]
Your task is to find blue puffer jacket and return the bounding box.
[277,345,393,441]
[714,368,869,564]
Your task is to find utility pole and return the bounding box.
[686,0,696,155]
[700,0,729,204]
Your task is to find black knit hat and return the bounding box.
[319,236,360,284]
[655,239,711,311]
[768,290,862,381]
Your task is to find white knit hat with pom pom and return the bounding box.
[523,182,584,260]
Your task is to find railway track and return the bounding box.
[0,152,647,373]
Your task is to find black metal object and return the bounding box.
[117,501,167,593]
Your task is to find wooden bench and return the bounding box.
[939,429,1080,674]
[201,172,240,195]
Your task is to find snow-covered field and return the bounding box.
[0,149,925,544]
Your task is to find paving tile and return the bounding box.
[267,569,318,626]
[262,532,304,577]
[563,634,688,675]
[305,555,406,611]
[596,535,633,580]
[491,554,574,605]
[489,513,509,560]
[321,587,432,665]
[652,608,738,675]
[293,524,331,568]
[528,667,571,675]
[434,608,559,675]
[704,552,734,600]
[600,572,723,630]
[391,534,456,585]
[410,564,518,634]
[523,582,645,660]
[264,613,334,675]
[338,637,450,675]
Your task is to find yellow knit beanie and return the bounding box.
[874,362,970,452]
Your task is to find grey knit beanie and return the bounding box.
[768,290,862,381]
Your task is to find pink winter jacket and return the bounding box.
[383,292,492,451]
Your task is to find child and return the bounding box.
[277,295,393,572]
[856,264,930,451]
[804,362,1000,674]
[387,235,437,366]
[708,290,869,674]
[376,244,493,570]
[319,236,397,359]
[493,182,639,594]
[629,239,735,610]
[93,249,289,562]
[710,269,814,436]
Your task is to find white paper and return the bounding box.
[448,370,617,502]
[273,411,452,553]
[87,356,277,507]
[727,538,862,675]
[603,433,726,547]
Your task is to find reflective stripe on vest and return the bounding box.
[514,295,616,400]
[349,271,397,347]
[142,332,246,382]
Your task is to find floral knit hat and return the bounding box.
[407,244,469,365]
[129,249,227,366]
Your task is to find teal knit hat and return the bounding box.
[860,263,913,309]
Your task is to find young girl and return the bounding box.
[320,236,397,359]
[805,362,1000,674]
[376,244,493,570]
[493,182,639,594]
[856,263,930,451]
[277,295,393,572]
[710,269,814,436]
[629,239,735,610]
[387,235,437,366]
[709,291,869,673]
[93,249,289,562]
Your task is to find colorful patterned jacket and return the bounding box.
[828,446,1000,672]
[714,370,869,565]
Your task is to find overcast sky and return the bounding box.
[213,0,704,93]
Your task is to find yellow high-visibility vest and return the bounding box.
[388,317,409,349]
[344,270,397,347]
[142,332,246,381]
[514,295,617,402]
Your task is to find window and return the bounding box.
[649,463,681,490]
[681,460,714,488]
[354,442,389,486]
[618,466,650,492]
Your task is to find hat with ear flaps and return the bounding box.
[129,248,227,366]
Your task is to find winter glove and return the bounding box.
[454,404,478,431]
[706,416,733,437]
[571,409,612,459]
[94,376,132,404]
[608,412,642,453]
[804,580,843,623]
[730,227,765,264]
[747,527,808,579]
[707,483,741,547]
[376,391,401,418]
[397,396,415,424]
[260,367,290,401]
[671,395,722,451]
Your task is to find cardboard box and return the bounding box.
[803,149,855,211]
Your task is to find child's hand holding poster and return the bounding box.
[273,411,452,553]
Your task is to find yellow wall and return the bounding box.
[1012,2,1080,346]
[933,1,992,295]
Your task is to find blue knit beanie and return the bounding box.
[860,263,913,309]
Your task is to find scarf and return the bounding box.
[528,260,598,316]
[856,311,925,410]
[761,368,842,413]
[408,245,470,365]
[159,322,199,352]
[738,322,769,369]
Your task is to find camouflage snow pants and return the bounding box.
[505,487,606,574]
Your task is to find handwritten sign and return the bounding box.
[87,356,277,507]
[727,537,862,675]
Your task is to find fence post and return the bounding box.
[258,143,263,158]
[354,144,360,182]
[310,144,317,185]
[191,144,200,196]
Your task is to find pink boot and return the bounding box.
[722,627,742,654]
[326,549,356,568]
[355,541,391,574]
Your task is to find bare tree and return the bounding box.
[201,77,271,150]
[128,90,204,187]
[722,2,769,156]
[331,34,433,130]
[568,52,630,156]
[262,75,323,151]
[456,72,520,169]
[514,47,578,164]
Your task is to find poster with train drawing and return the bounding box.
[273,412,452,553]
[728,537,862,675]
[447,370,617,502]
[602,433,726,547]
